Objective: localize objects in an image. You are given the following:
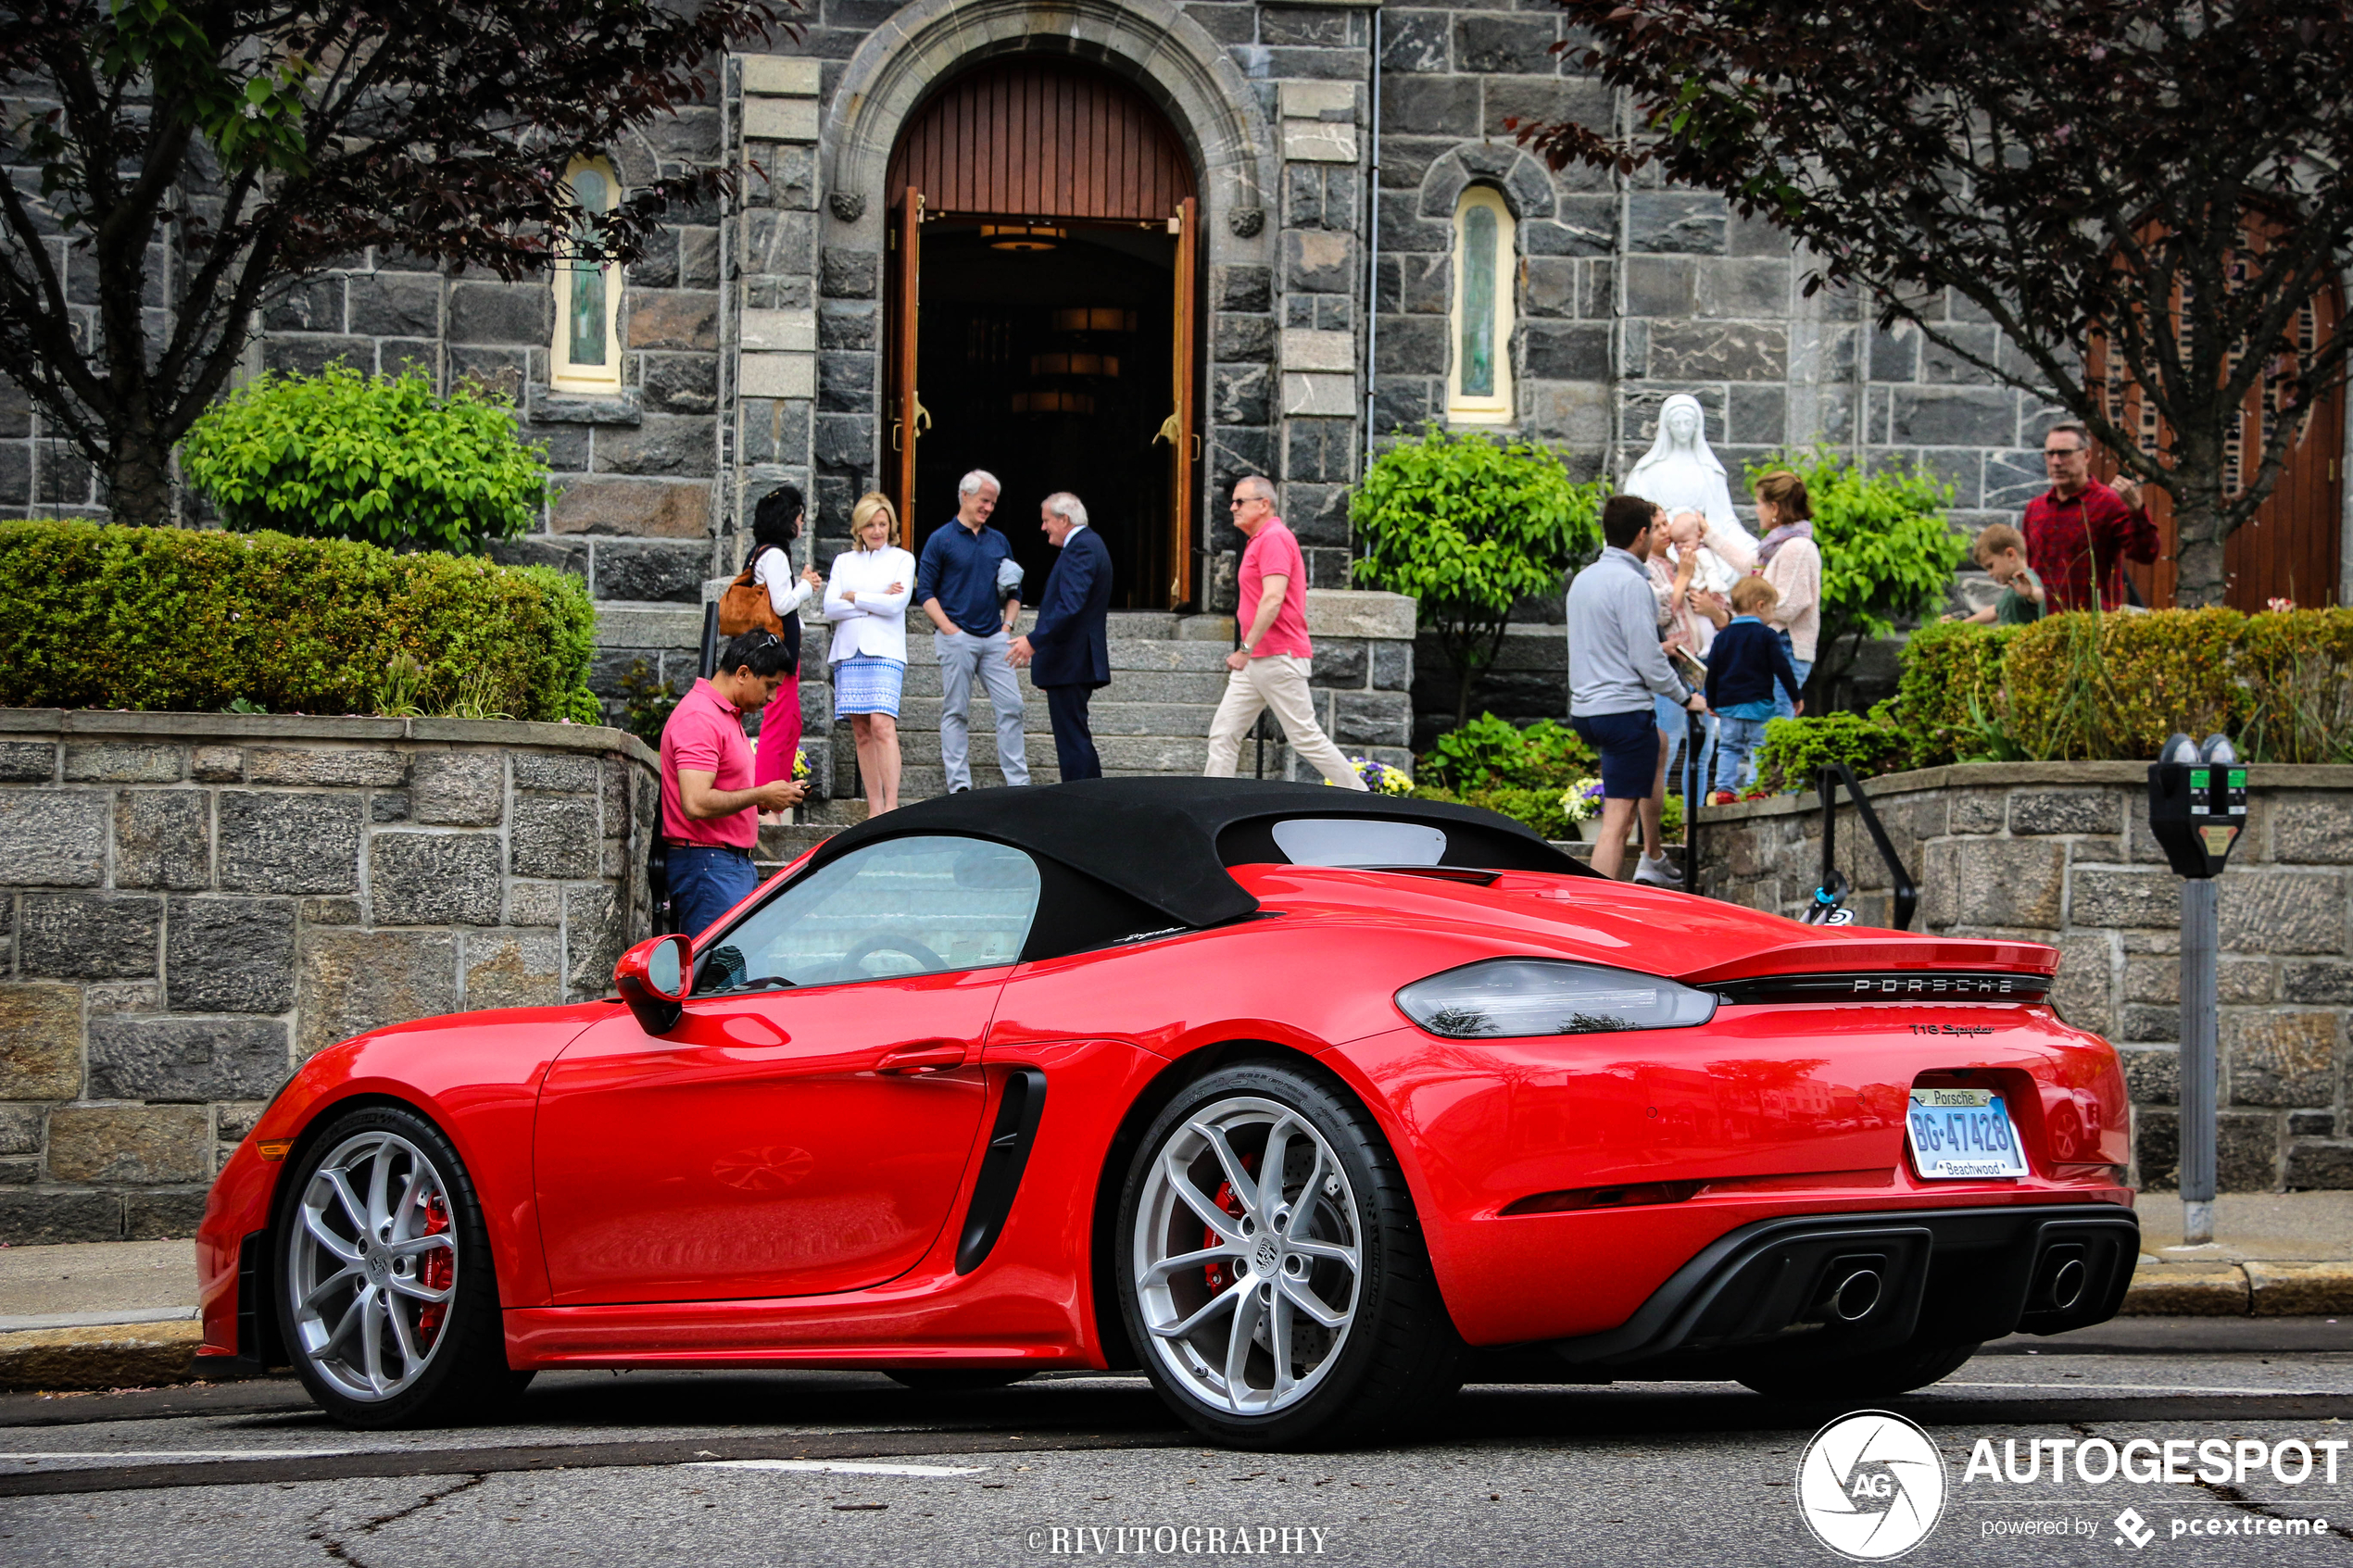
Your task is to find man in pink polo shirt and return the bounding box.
[1201,475,1367,789]
[659,630,806,935]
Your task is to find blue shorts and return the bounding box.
[1571,709,1663,800]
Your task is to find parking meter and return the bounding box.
[2145,732,2248,880]
[2149,733,2243,1247]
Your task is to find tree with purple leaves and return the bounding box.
[1515,0,2353,608]
[0,0,787,529]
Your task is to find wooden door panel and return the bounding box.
[1169,196,1198,608]
[888,57,1191,222]
[888,187,923,548]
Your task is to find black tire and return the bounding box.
[1114,1060,1465,1449]
[274,1103,531,1428]
[885,1369,1033,1392]
[1735,1341,1980,1401]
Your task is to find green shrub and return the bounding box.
[1419,713,1598,792]
[1412,782,1571,840]
[1895,620,2018,768]
[1742,447,1966,697]
[2239,608,2353,764]
[0,519,599,722]
[1755,704,1914,794]
[1851,606,2353,779]
[182,366,549,554]
[1353,431,1608,730]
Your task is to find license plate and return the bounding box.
[1906,1087,2029,1179]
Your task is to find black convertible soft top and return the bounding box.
[803,776,1592,931]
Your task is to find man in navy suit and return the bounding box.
[1008,491,1113,781]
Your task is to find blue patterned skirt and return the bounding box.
[833,654,905,717]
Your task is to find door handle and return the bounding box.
[876,1039,968,1075]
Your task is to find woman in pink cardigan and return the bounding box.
[1748,469,1821,721]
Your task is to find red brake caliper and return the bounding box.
[416,1192,453,1343]
[1202,1155,1257,1294]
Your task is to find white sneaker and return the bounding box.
[1633,853,1684,887]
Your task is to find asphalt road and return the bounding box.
[2,1319,2350,1568]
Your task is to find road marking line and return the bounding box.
[686,1460,988,1477]
[6,1450,364,1461]
[1942,1381,2343,1397]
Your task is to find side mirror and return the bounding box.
[614,933,693,1035]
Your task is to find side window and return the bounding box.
[1447,184,1515,423]
[552,157,623,395]
[698,836,1042,994]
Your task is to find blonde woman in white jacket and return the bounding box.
[825,494,916,816]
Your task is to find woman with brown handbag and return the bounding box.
[722,485,824,817]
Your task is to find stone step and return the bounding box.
[756,822,846,862]
[868,731,1214,771]
[882,699,1222,737]
[876,667,1234,707]
[879,637,1238,683]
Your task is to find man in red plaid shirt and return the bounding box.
[2021,421,2158,612]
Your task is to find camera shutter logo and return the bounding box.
[1795,1411,1947,1560]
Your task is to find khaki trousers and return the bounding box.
[1202,654,1369,789]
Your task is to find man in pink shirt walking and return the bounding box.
[659,630,806,935]
[1202,476,1368,790]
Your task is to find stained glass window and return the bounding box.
[554,158,621,393]
[568,169,609,370]
[1449,186,1514,422]
[1460,204,1496,397]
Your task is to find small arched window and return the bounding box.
[1448,184,1515,423]
[552,157,623,394]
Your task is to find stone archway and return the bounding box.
[821,0,1276,270]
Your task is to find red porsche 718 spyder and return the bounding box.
[195,779,2136,1449]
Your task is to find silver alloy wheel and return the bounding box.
[1133,1095,1362,1416]
[286,1130,460,1402]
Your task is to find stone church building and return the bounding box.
[57,0,2352,759]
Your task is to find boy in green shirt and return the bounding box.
[1945,523,2046,625]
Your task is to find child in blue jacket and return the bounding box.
[1705,576,1806,798]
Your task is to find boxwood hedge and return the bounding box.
[0,520,599,722]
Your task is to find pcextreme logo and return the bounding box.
[1797,1411,1949,1561]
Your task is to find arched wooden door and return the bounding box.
[885,58,1203,608]
[2092,280,2345,610]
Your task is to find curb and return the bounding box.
[2120,1260,2353,1317]
[1,1263,2347,1390]
[0,1320,204,1392]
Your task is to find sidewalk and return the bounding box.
[1,1194,2347,1390]
[2120,1191,2353,1316]
[0,1238,204,1391]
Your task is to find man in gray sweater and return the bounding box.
[1568,494,1708,882]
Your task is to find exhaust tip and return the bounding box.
[1828,1268,1882,1323]
[2048,1257,2088,1311]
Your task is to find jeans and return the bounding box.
[1714,716,1772,796]
[1653,693,1715,797]
[1203,655,1366,787]
[666,844,759,938]
[1771,630,1814,722]
[935,628,1029,790]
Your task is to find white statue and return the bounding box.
[1624,394,1741,533]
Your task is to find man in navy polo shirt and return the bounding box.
[915,469,1030,792]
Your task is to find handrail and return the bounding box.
[1817,760,1919,931]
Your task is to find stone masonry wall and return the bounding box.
[0,712,658,1244]
[1695,763,2353,1193]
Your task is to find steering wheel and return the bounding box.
[840,933,947,975]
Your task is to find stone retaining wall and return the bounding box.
[1696,763,2353,1192]
[0,712,659,1243]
